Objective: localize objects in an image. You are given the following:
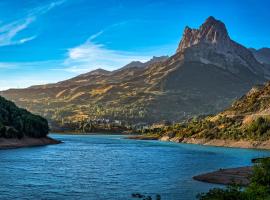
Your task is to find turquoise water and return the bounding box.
[1,134,270,200]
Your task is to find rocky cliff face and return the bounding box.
[1,17,267,129]
[177,16,264,76]
[177,16,230,52]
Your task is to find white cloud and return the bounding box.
[29,0,67,16]
[62,38,151,73]
[18,35,37,44]
[0,17,35,46]
[0,0,66,47]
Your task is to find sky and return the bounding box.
[0,0,270,90]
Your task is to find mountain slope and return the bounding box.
[145,82,270,144]
[250,48,270,78]
[0,17,267,131]
[250,48,270,65]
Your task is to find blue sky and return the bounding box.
[0,0,270,90]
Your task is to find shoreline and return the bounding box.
[0,136,61,150]
[126,135,270,150]
[172,137,270,150]
[126,135,267,186]
[52,132,130,135]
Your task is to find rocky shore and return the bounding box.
[160,136,270,150]
[0,136,61,150]
[127,135,270,150]
[193,166,252,186]
[126,135,160,140]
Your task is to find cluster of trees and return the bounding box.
[197,158,270,200]
[246,117,270,140]
[139,115,270,142]
[50,119,131,133]
[0,96,49,139]
[46,102,151,125]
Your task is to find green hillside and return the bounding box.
[141,82,270,142]
[0,96,49,138]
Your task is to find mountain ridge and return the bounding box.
[1,16,268,131]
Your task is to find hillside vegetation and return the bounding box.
[0,96,49,139]
[140,82,270,142]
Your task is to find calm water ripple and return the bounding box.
[1,134,270,200]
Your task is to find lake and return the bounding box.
[1,134,270,200]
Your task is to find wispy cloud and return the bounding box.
[18,35,37,44]
[0,0,66,47]
[62,39,151,73]
[59,24,152,73]
[0,17,36,46]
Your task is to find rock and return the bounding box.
[160,136,170,141]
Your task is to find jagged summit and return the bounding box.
[176,16,264,76]
[177,16,229,52]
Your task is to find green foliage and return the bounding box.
[246,117,270,140]
[251,158,270,187]
[142,115,270,142]
[141,115,247,140]
[0,96,49,139]
[197,186,245,200]
[197,158,270,200]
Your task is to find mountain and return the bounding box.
[0,16,267,131]
[177,16,264,76]
[119,56,169,70]
[250,48,270,78]
[250,48,270,65]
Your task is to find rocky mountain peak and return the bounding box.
[175,16,264,77]
[200,16,229,41]
[177,16,229,53]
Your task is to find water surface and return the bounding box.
[1,134,270,200]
